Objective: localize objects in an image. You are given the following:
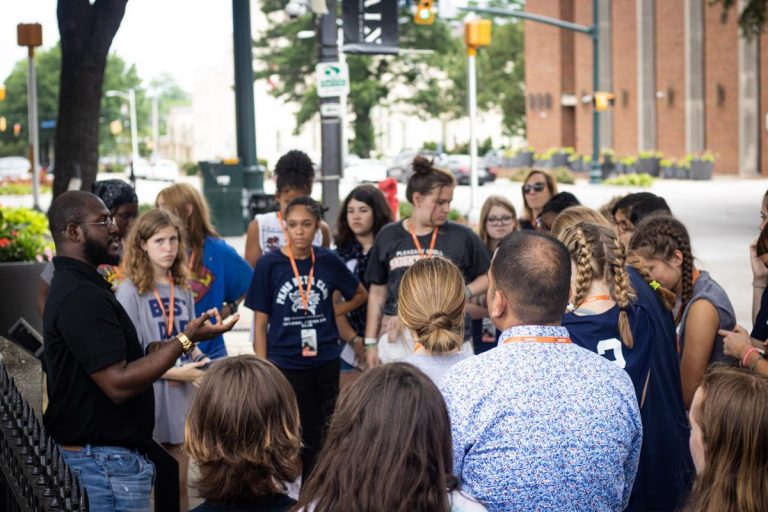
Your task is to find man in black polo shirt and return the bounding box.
[43,191,239,511]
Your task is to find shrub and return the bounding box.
[0,206,54,262]
[602,173,655,187]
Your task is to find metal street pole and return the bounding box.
[151,95,159,159]
[232,0,258,170]
[589,0,601,183]
[467,47,480,221]
[106,89,138,187]
[17,24,42,211]
[27,47,40,211]
[319,0,342,229]
[461,6,604,183]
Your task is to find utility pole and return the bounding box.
[17,24,42,211]
[464,19,491,223]
[318,0,343,228]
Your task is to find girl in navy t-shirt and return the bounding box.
[559,221,693,512]
[245,196,367,479]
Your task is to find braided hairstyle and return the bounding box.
[629,214,694,321]
[558,222,637,348]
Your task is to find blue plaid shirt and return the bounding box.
[441,325,642,512]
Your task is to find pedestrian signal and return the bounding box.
[593,92,615,112]
[0,85,5,101]
[0,117,6,132]
[13,123,21,137]
[415,0,434,25]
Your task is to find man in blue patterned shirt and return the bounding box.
[441,231,642,511]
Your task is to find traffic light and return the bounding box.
[414,0,434,25]
[0,117,6,132]
[0,84,5,102]
[593,91,615,112]
[13,123,21,137]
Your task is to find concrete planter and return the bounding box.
[661,166,676,179]
[550,153,569,168]
[690,160,714,180]
[601,159,616,180]
[638,157,661,176]
[0,261,46,339]
[510,151,534,168]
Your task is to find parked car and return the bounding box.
[444,154,494,186]
[0,157,31,181]
[132,159,180,181]
[344,158,388,184]
[387,150,447,183]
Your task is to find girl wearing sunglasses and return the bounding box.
[519,169,557,230]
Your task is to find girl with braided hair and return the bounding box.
[559,221,694,512]
[629,214,736,410]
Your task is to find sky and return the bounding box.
[1,0,239,91]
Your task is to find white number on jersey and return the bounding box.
[596,337,627,369]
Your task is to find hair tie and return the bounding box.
[649,280,661,290]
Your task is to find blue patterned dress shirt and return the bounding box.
[441,325,642,511]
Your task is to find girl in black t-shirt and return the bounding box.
[364,156,491,368]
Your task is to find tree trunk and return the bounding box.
[53,0,127,198]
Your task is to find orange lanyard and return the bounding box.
[152,275,175,338]
[576,294,613,308]
[502,336,572,344]
[278,212,316,315]
[286,245,315,315]
[407,220,438,259]
[188,249,198,274]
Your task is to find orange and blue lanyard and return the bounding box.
[152,275,175,339]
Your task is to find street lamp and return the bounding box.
[105,89,139,187]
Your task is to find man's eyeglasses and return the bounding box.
[80,217,117,229]
[522,182,547,195]
[487,214,515,226]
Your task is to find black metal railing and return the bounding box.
[0,361,87,511]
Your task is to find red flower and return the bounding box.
[11,230,18,237]
[0,238,9,248]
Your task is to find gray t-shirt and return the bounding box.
[678,269,736,363]
[116,279,197,444]
[404,352,470,387]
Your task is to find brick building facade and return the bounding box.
[525,0,763,175]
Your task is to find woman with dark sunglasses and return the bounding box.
[519,169,557,230]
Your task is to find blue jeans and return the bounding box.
[61,445,155,512]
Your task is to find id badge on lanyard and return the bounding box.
[301,329,318,357]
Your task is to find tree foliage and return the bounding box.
[714,0,768,39]
[0,45,189,165]
[255,1,526,156]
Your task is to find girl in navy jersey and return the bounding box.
[559,221,693,512]
[246,196,367,480]
[630,214,736,409]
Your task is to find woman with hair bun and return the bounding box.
[400,257,469,385]
[559,221,694,511]
[364,156,490,367]
[630,214,736,409]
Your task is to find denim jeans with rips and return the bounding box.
[61,444,155,512]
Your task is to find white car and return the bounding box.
[343,159,387,184]
[132,159,180,181]
[0,157,31,181]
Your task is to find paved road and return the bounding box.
[4,174,765,351]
